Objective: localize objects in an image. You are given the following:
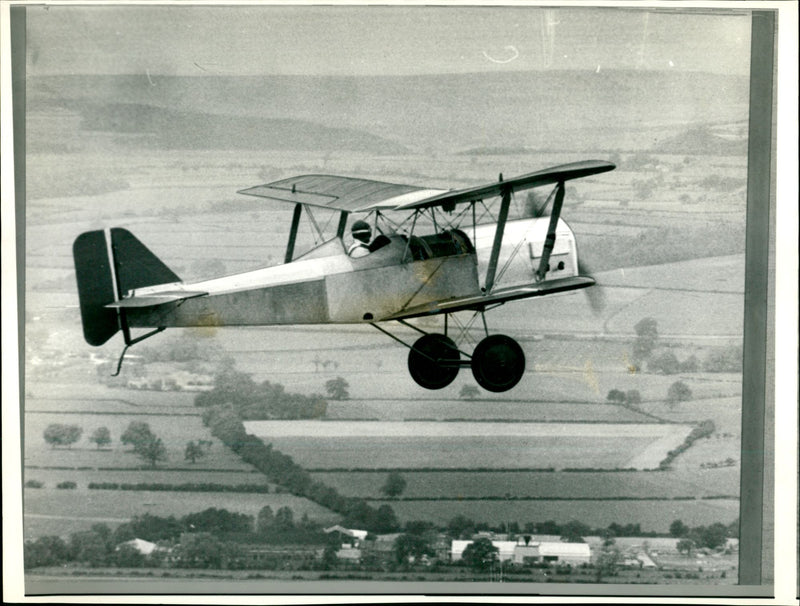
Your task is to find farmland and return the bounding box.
[309,469,739,499]
[23,484,339,540]
[19,69,748,560]
[243,420,692,471]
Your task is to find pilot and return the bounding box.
[347,220,372,258]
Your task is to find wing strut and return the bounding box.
[535,181,565,282]
[285,203,303,263]
[483,176,512,294]
[336,210,349,238]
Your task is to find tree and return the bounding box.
[114,543,145,568]
[89,426,112,450]
[91,523,112,551]
[43,424,82,449]
[273,506,295,531]
[24,536,69,569]
[459,385,480,400]
[371,504,400,534]
[256,505,275,534]
[697,523,729,550]
[632,317,658,361]
[560,520,590,543]
[321,544,339,570]
[669,519,689,538]
[69,530,109,567]
[394,533,431,565]
[126,513,183,542]
[594,533,621,582]
[380,471,407,498]
[606,389,626,403]
[182,507,254,534]
[677,538,695,557]
[667,381,693,405]
[174,532,226,568]
[461,538,498,572]
[447,515,476,539]
[648,351,680,375]
[325,376,350,400]
[184,440,205,464]
[135,435,167,468]
[121,421,153,450]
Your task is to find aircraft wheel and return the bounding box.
[408,334,460,390]
[471,334,526,392]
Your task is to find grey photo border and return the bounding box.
[2,1,796,603]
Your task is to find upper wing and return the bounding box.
[237,161,615,213]
[238,175,448,212]
[395,160,616,210]
[382,276,596,321]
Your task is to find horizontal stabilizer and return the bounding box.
[105,291,207,309]
[384,276,596,320]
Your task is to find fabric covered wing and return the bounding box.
[395,160,616,210]
[238,161,614,213]
[383,276,595,320]
[238,175,447,212]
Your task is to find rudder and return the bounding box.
[73,228,180,346]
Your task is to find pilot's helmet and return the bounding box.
[351,220,372,243]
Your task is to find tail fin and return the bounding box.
[73,228,180,345]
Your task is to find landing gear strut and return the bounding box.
[470,334,526,392]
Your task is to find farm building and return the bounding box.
[116,538,158,555]
[451,538,591,566]
[324,525,367,545]
[324,525,368,561]
[512,540,591,566]
[365,533,403,560]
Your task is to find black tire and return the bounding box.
[471,334,526,392]
[408,334,460,390]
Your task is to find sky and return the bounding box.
[25,4,752,77]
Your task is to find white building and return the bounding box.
[117,538,158,555]
[453,539,517,562]
[452,538,591,566]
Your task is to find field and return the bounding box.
[244,420,692,471]
[23,485,339,540]
[308,469,740,499]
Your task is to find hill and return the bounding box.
[27,70,749,154]
[654,125,747,156]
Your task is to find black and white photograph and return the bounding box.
[2,1,797,602]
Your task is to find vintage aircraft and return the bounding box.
[73,160,615,392]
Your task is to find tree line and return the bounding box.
[195,368,327,420]
[25,503,738,573]
[41,421,213,468]
[201,404,399,533]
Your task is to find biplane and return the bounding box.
[73,160,615,392]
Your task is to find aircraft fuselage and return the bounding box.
[122,217,579,329]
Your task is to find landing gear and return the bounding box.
[470,334,526,392]
[407,333,461,390]
[372,319,526,393]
